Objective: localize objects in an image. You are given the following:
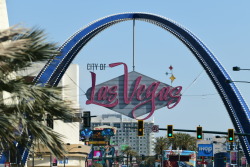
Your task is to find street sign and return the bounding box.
[87,141,108,145]
[230,151,237,165]
[198,144,213,157]
[152,125,159,133]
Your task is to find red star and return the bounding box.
[169,65,173,70]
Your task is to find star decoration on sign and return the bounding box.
[169,65,173,70]
[166,65,176,84]
[170,74,176,83]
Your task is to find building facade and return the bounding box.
[91,114,155,156]
[0,0,9,30]
[20,63,90,167]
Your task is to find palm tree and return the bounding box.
[129,150,137,166]
[168,133,197,151]
[154,137,170,155]
[0,27,76,158]
[144,156,155,167]
[154,137,170,167]
[121,146,137,166]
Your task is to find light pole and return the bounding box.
[226,66,250,84]
[232,66,250,71]
[226,80,250,84]
[63,144,82,167]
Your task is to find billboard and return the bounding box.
[80,128,93,141]
[198,144,213,157]
[163,150,196,166]
[241,157,247,166]
[93,150,102,159]
[230,151,237,165]
[94,125,117,134]
[86,62,182,120]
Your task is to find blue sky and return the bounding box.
[6,1,250,137]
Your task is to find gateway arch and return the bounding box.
[34,12,250,163]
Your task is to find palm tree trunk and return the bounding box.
[127,154,129,167]
[160,149,163,167]
[130,155,132,167]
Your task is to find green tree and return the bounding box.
[121,146,137,166]
[154,137,170,167]
[168,133,196,150]
[154,137,170,155]
[144,156,155,167]
[0,27,76,158]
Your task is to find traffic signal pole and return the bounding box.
[82,111,96,128]
[130,126,250,136]
[158,128,250,136]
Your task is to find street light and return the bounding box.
[226,66,250,83]
[232,66,250,71]
[64,143,82,167]
[226,80,250,84]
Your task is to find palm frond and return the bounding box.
[0,26,78,158]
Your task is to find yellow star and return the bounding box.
[170,74,176,83]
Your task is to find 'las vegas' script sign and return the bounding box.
[86,62,182,120]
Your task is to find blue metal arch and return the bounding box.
[34,12,250,162]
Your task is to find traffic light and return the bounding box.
[228,129,234,142]
[137,120,144,136]
[167,125,173,138]
[211,156,214,162]
[196,126,203,140]
[83,111,91,128]
[224,157,227,163]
